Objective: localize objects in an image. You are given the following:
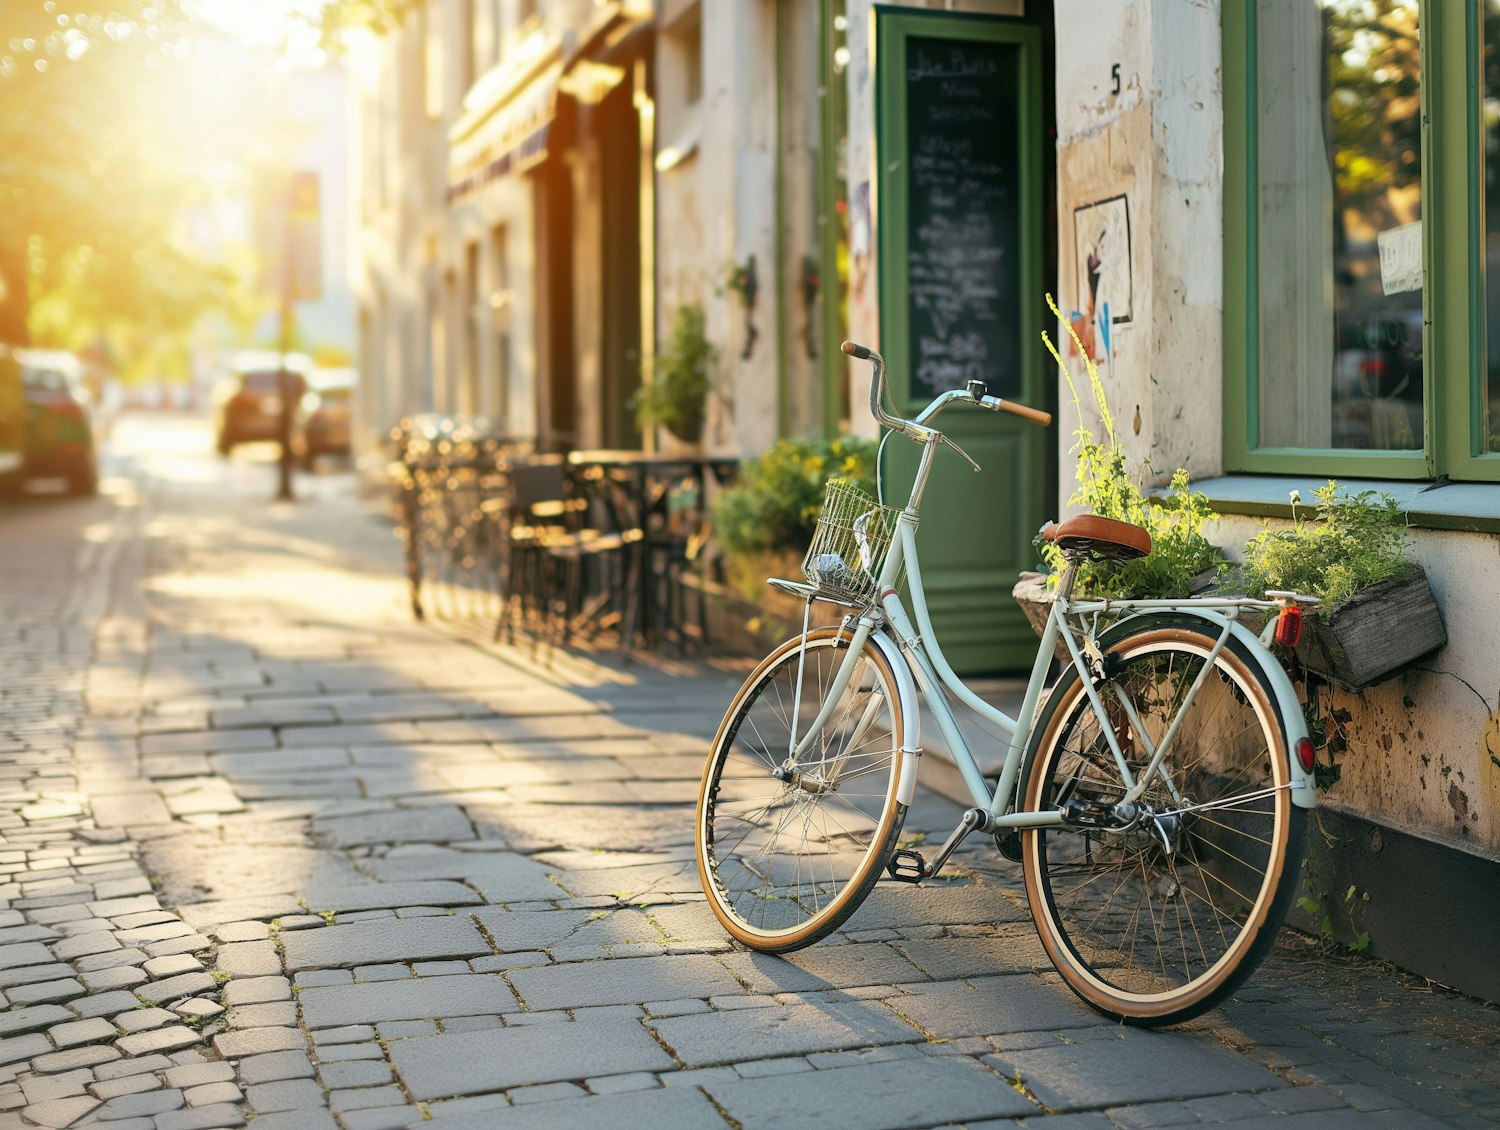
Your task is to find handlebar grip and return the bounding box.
[998,400,1052,427]
[841,340,874,361]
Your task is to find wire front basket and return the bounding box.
[802,481,901,605]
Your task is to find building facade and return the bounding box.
[353,0,1499,1000]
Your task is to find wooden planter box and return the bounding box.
[1012,571,1069,661]
[1014,567,1447,693]
[1262,566,1447,692]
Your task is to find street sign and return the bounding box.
[255,170,323,303]
[286,170,322,303]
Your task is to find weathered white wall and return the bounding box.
[450,174,535,436]
[653,3,710,382]
[652,0,780,456]
[1051,0,1224,489]
[1212,516,1500,855]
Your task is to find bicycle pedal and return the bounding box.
[886,848,927,884]
[994,831,1022,863]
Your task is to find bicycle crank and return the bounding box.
[886,807,993,884]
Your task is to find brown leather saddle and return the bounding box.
[1041,514,1152,561]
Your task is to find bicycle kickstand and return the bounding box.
[886,808,992,884]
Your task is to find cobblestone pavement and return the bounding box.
[1,413,1497,1130]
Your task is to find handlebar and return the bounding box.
[840,340,1053,434]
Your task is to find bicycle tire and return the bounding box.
[1020,615,1306,1025]
[697,627,909,952]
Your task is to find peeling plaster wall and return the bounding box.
[1052,0,1224,493]
[1212,517,1500,856]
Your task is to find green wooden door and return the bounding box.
[875,9,1049,674]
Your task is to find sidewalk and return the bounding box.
[1,416,1497,1129]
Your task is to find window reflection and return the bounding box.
[1257,0,1422,452]
[1483,3,1500,451]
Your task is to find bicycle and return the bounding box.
[695,340,1320,1026]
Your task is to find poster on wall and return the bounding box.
[1070,193,1133,361]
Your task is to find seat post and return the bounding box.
[1056,559,1081,601]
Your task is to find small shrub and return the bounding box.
[712,435,880,559]
[633,303,715,442]
[1038,295,1222,598]
[1240,481,1411,610]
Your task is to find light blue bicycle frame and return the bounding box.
[780,357,1316,838]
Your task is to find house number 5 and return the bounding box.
[1111,64,1121,96]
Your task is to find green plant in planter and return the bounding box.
[1240,482,1411,611]
[634,303,715,442]
[712,435,879,626]
[712,434,879,559]
[1036,295,1222,598]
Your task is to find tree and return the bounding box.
[310,1,426,48]
[0,3,228,349]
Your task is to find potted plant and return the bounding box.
[1239,482,1446,691]
[1014,297,1223,642]
[634,303,715,445]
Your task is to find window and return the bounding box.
[424,5,444,120]
[490,225,512,424]
[1481,2,1500,450]
[459,0,476,93]
[477,0,503,73]
[464,243,480,416]
[1224,1,1498,481]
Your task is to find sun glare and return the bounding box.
[189,0,327,66]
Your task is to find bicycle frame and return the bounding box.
[784,429,1317,830]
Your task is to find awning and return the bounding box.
[447,59,561,201]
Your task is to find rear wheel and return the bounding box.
[1021,618,1305,1025]
[697,627,908,952]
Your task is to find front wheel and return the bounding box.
[697,627,908,952]
[1020,617,1305,1025]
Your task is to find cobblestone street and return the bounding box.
[0,414,1497,1130]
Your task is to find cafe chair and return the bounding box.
[492,454,575,646]
[541,464,645,651]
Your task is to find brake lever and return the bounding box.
[939,433,982,473]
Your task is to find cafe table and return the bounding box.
[565,450,739,647]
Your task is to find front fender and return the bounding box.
[865,628,923,806]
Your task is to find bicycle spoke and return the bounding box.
[699,635,903,950]
[1026,627,1302,1022]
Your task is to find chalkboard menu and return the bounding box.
[903,37,1021,400]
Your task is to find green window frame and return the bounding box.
[1223,0,1500,482]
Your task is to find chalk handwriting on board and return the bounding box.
[904,38,1020,398]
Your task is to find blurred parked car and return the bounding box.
[0,348,23,494]
[17,349,97,495]
[213,351,312,457]
[296,368,355,468]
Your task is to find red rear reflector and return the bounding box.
[1295,737,1315,773]
[1274,606,1303,647]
